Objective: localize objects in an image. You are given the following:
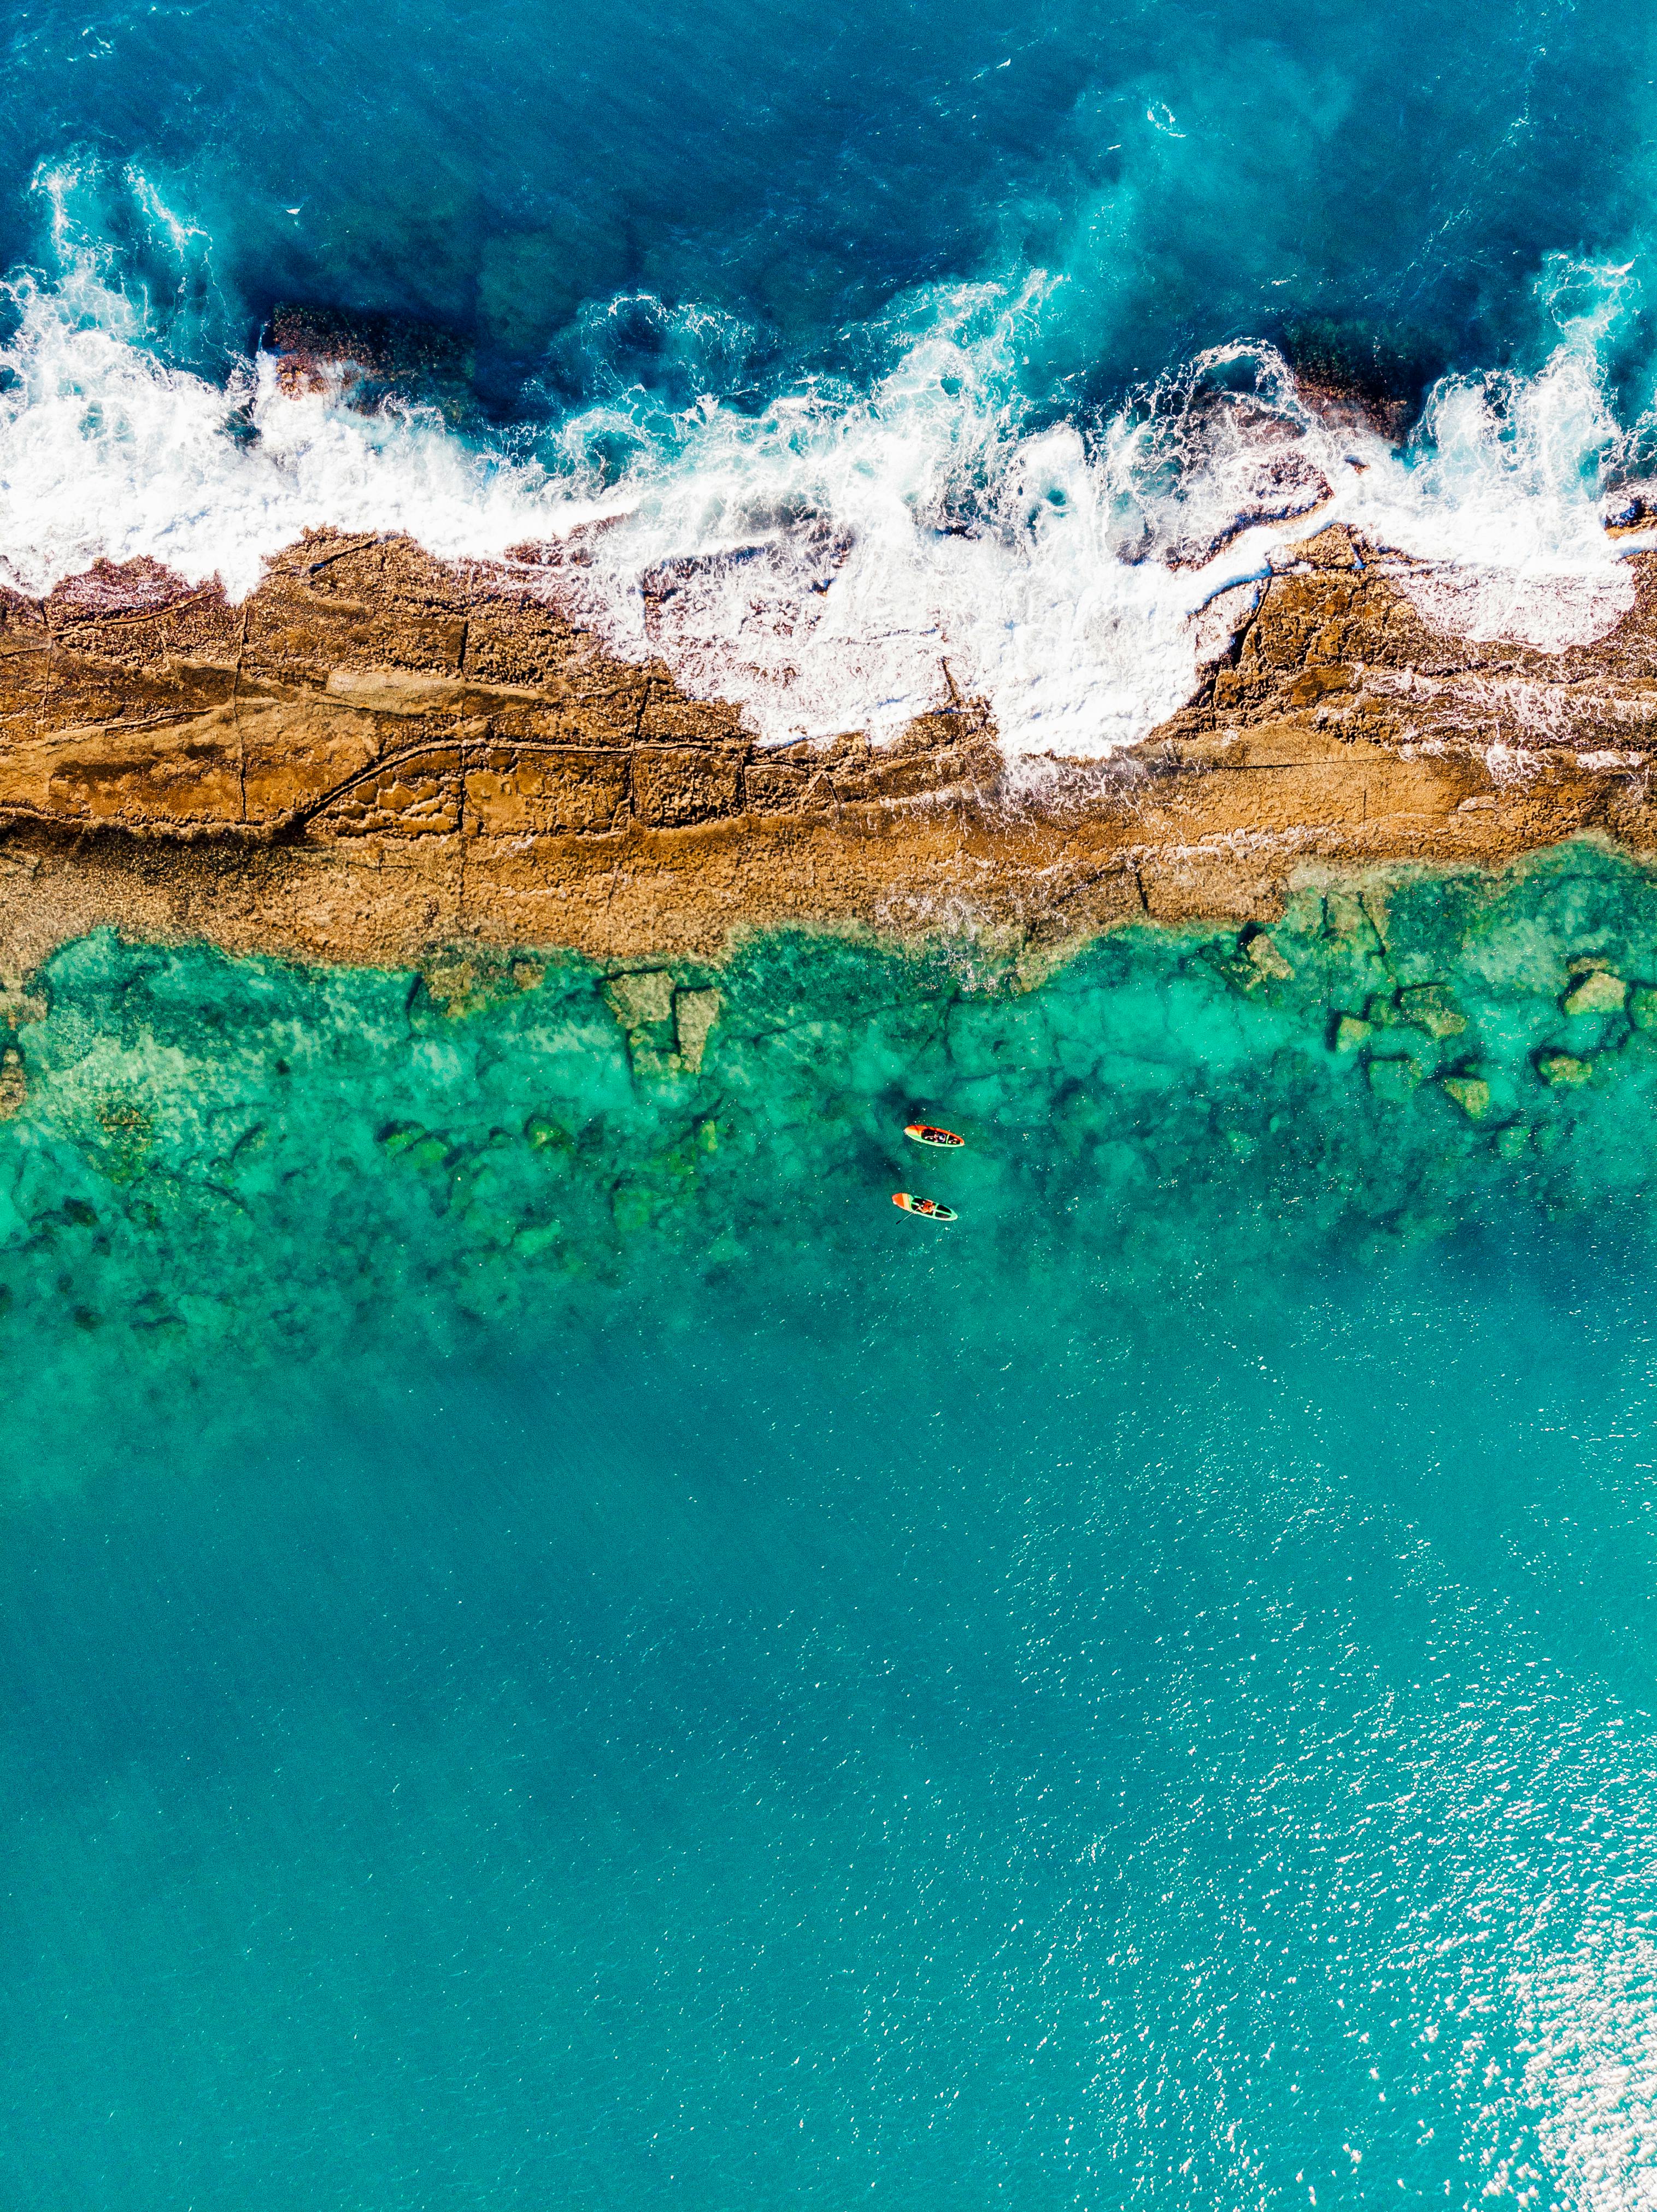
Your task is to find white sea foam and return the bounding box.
[1341,322,1644,650]
[0,267,624,597]
[0,244,1649,759]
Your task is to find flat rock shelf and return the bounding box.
[3,522,1657,976]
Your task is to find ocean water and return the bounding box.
[3,0,1657,744]
[9,8,1657,2193]
[9,848,1657,2203]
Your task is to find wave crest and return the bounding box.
[0,236,1649,757]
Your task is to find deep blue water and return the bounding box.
[7,861,1657,2202]
[2,0,1652,407]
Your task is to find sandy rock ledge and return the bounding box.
[3,522,1657,974]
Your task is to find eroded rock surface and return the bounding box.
[3,523,1657,971]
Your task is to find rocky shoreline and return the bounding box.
[2,521,1657,986]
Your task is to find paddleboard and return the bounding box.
[892,1192,957,1222]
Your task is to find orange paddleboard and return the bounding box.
[904,1123,964,1148]
[893,1192,957,1222]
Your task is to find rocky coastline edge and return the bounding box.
[2,520,1656,993]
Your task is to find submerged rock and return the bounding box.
[1440,1074,1491,1119]
[1561,969,1627,1017]
[1537,1051,1595,1086]
[606,970,687,1073]
[265,302,475,415]
[604,970,676,1032]
[1366,1056,1419,1102]
[675,988,723,1073]
[1397,984,1467,1039]
[1244,930,1294,983]
[0,1046,23,1120]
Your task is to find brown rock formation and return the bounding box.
[2,522,1656,975]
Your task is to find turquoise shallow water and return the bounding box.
[9,850,1657,2203]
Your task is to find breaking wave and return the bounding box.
[1,228,1651,758]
